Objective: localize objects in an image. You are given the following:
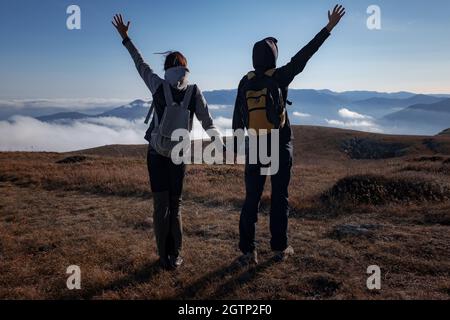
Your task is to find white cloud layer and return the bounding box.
[213,116,233,128]
[325,108,381,133]
[0,115,234,152]
[0,116,147,152]
[338,108,372,120]
[325,119,381,132]
[293,111,311,118]
[207,105,229,110]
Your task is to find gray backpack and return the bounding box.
[145,82,194,158]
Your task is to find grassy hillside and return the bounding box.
[1,125,450,299]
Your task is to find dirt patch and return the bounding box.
[330,224,381,240]
[56,155,88,164]
[322,174,450,205]
[341,138,409,160]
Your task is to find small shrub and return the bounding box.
[341,138,409,160]
[56,155,88,164]
[411,156,445,162]
[322,174,449,205]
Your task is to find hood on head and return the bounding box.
[252,37,278,72]
[164,66,190,90]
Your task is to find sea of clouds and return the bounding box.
[0,116,147,152]
[0,116,238,152]
[0,98,235,152]
[0,98,413,152]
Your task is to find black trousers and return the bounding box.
[239,141,293,253]
[147,147,186,258]
[147,148,186,195]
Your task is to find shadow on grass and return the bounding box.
[77,260,162,300]
[171,257,276,300]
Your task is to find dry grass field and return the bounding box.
[1,126,450,300]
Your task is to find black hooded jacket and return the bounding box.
[233,27,331,143]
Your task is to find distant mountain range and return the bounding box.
[3,89,449,136]
[205,89,449,119]
[36,99,151,122]
[382,98,450,130]
[349,94,444,117]
[202,89,428,106]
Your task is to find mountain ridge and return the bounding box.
[36,99,150,122]
[26,91,450,136]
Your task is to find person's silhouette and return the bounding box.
[112,14,224,270]
[233,5,346,265]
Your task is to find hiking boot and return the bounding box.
[169,256,184,269]
[273,246,294,262]
[239,250,258,266]
[159,256,171,270]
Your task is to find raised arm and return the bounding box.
[276,5,346,87]
[326,4,347,33]
[112,14,163,94]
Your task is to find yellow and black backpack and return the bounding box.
[243,69,286,135]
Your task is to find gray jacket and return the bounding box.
[122,38,223,145]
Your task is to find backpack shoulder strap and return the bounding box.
[247,71,256,80]
[162,81,174,106]
[144,101,155,124]
[181,85,195,110]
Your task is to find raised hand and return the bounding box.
[326,5,346,32]
[112,14,131,40]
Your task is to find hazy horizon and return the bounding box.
[2,87,450,103]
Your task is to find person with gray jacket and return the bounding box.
[113,14,224,270]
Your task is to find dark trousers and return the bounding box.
[239,141,293,253]
[147,147,186,258]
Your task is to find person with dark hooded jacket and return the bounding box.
[112,14,224,270]
[233,5,346,264]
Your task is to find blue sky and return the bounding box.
[1,0,449,100]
